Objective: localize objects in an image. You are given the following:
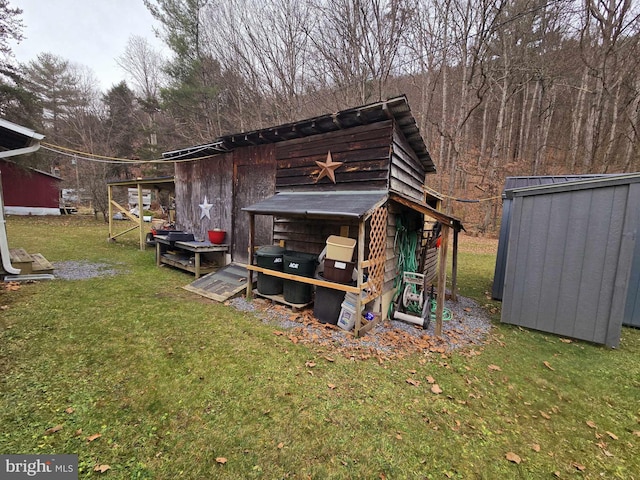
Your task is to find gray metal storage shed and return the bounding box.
[500,174,640,347]
[492,175,609,300]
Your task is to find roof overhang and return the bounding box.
[162,95,435,172]
[389,192,464,231]
[0,118,44,159]
[504,172,640,200]
[243,190,388,221]
[106,176,175,190]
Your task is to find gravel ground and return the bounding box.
[52,261,127,280]
[228,293,492,360]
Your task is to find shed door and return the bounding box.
[232,146,276,264]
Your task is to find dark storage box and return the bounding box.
[323,259,355,284]
[165,232,195,242]
[314,273,348,324]
[283,252,318,304]
[256,245,286,295]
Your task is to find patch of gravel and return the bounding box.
[52,261,126,280]
[228,294,492,360]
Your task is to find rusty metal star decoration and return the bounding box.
[315,151,343,183]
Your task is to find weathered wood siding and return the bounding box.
[174,154,234,242]
[275,121,393,191]
[232,145,276,263]
[390,125,427,201]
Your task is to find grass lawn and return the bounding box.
[1,215,639,479]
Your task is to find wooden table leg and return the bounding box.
[195,252,201,278]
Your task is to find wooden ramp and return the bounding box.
[183,263,250,302]
[8,248,54,275]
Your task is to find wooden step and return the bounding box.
[8,249,54,275]
[30,253,54,274]
[9,248,33,274]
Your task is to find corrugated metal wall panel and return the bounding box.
[501,181,639,347]
[623,233,640,327]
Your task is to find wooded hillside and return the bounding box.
[1,0,638,232]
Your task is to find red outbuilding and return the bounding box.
[0,159,62,216]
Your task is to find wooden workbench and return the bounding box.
[155,235,229,278]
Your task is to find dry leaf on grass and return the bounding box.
[531,444,541,452]
[65,407,75,414]
[632,431,640,437]
[572,462,586,471]
[488,364,502,371]
[426,375,436,384]
[431,384,443,394]
[559,338,572,343]
[586,420,597,429]
[45,425,63,435]
[87,433,102,443]
[505,452,521,464]
[305,361,316,368]
[94,465,110,473]
[327,383,336,390]
[277,442,284,449]
[216,457,227,464]
[606,431,618,440]
[543,361,555,371]
[539,411,551,420]
[406,378,420,387]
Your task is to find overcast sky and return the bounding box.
[11,0,169,92]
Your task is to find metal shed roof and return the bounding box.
[163,95,435,173]
[242,190,388,220]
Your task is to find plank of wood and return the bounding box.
[30,253,54,274]
[183,263,249,302]
[9,248,32,263]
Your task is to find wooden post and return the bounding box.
[137,183,144,250]
[435,224,450,337]
[108,185,113,240]
[246,213,255,300]
[451,227,459,302]
[354,220,366,337]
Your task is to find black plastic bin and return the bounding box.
[256,245,286,295]
[313,273,350,324]
[283,252,318,304]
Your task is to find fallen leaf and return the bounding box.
[324,356,335,362]
[543,361,555,371]
[406,378,420,387]
[87,433,102,443]
[560,338,572,343]
[305,361,316,368]
[408,369,417,374]
[505,452,521,464]
[553,471,561,477]
[531,444,541,452]
[572,462,585,471]
[606,431,618,440]
[488,364,502,372]
[75,429,83,436]
[94,465,110,473]
[603,450,614,457]
[327,383,336,390]
[539,411,551,420]
[632,431,640,437]
[277,442,284,449]
[586,420,597,429]
[396,433,403,440]
[65,407,75,414]
[425,375,436,384]
[431,384,443,394]
[216,457,227,464]
[45,425,63,435]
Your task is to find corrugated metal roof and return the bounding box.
[242,190,388,219]
[163,95,435,172]
[503,174,613,192]
[505,172,640,199]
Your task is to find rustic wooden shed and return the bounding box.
[163,96,463,333]
[500,174,640,347]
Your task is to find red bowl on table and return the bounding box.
[207,229,226,244]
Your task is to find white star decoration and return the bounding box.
[199,196,213,219]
